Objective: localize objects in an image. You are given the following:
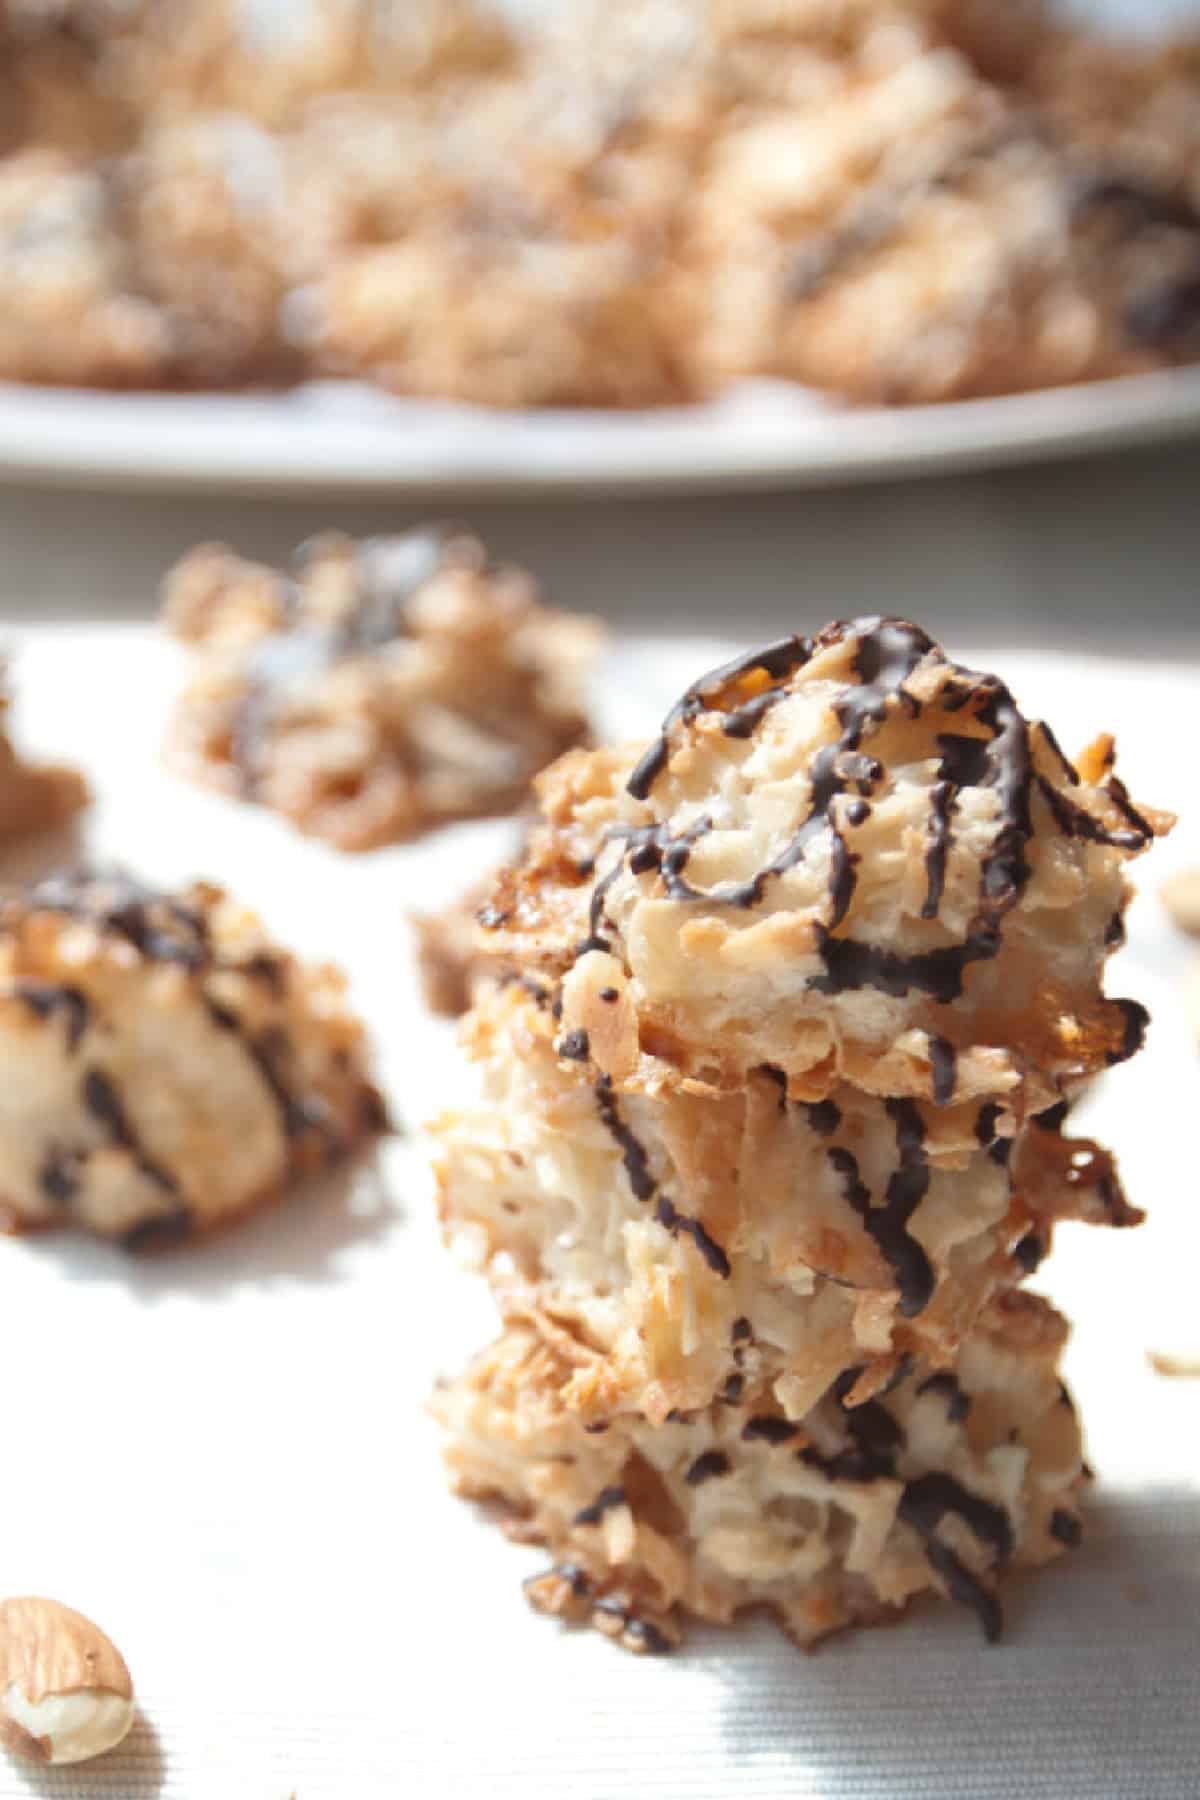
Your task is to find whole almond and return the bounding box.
[0,1597,134,1765]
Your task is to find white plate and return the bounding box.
[1,367,1199,497]
[0,625,1197,1799]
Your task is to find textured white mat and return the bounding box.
[0,624,1196,1800]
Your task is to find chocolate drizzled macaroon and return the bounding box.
[0,867,384,1245]
[434,618,1166,1653]
[162,529,601,850]
[435,975,1140,1423]
[437,1289,1086,1651]
[480,618,1168,1107]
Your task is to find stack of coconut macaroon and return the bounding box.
[433,615,1168,1652]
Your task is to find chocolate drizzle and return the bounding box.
[898,1472,1014,1564]
[626,635,815,801]
[1013,1232,1044,1274]
[742,1416,801,1445]
[593,619,1066,1008]
[642,621,932,919]
[574,1485,627,1526]
[760,1065,788,1111]
[831,1373,906,1470]
[928,1036,957,1105]
[974,1101,1005,1148]
[827,1101,935,1316]
[923,1538,1003,1643]
[12,980,88,1051]
[38,1150,80,1206]
[82,1067,178,1195]
[1034,774,1147,851]
[1107,999,1148,1066]
[207,1004,327,1144]
[29,869,210,969]
[1049,1509,1082,1547]
[655,1194,731,1279]
[594,1076,656,1201]
[922,780,953,918]
[685,1451,731,1486]
[801,1098,841,1138]
[810,927,1001,1004]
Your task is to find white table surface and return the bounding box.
[0,451,1197,1800]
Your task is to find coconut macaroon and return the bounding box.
[435,977,1137,1423]
[436,1288,1086,1652]
[479,618,1167,1110]
[162,529,601,851]
[0,671,87,845]
[434,617,1163,1654]
[0,867,385,1247]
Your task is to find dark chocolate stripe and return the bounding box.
[975,1101,1004,1147]
[207,1005,327,1142]
[12,980,88,1052]
[1035,774,1146,851]
[627,635,815,801]
[928,1036,957,1106]
[38,1150,79,1207]
[1013,1232,1044,1273]
[898,1472,1014,1563]
[796,1444,892,1484]
[922,779,953,919]
[827,1140,933,1316]
[923,1537,1003,1643]
[801,1098,841,1138]
[82,1067,178,1196]
[811,923,1001,1005]
[742,1416,800,1445]
[573,1485,627,1526]
[655,1194,731,1279]
[1049,1509,1082,1547]
[650,620,931,916]
[1106,999,1148,1067]
[32,869,210,969]
[685,1451,731,1486]
[600,621,1043,1016]
[594,1076,656,1202]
